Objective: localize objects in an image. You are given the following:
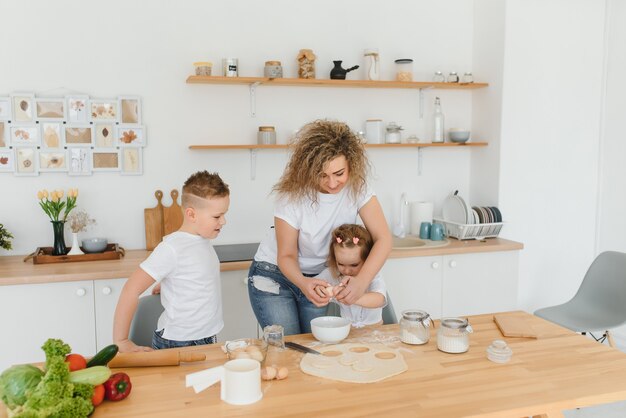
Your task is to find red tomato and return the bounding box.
[65,353,87,371]
[92,384,105,407]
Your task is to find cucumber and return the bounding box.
[87,344,119,368]
[69,366,111,385]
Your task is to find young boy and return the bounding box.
[113,171,230,353]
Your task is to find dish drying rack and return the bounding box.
[434,218,503,241]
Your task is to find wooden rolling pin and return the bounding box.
[108,350,206,368]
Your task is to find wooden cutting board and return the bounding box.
[494,313,539,338]
[144,190,164,251]
[163,189,183,236]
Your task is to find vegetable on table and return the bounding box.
[91,384,105,407]
[69,366,111,386]
[66,353,87,371]
[0,364,44,409]
[104,373,132,401]
[86,344,119,368]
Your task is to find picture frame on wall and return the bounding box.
[93,123,116,148]
[39,150,68,172]
[34,98,66,122]
[64,124,94,147]
[67,148,92,176]
[120,147,142,175]
[0,150,15,172]
[40,122,64,149]
[118,96,141,124]
[14,147,39,176]
[92,149,120,172]
[90,99,118,122]
[66,95,89,123]
[10,93,35,123]
[0,121,9,148]
[10,125,41,146]
[0,97,12,121]
[116,125,145,147]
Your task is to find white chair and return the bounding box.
[326,293,398,325]
[534,251,626,347]
[129,294,164,347]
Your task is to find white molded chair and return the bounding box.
[326,293,398,325]
[534,251,626,347]
[129,294,164,347]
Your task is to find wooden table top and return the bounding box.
[0,238,523,286]
[2,311,619,418]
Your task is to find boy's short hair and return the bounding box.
[182,171,229,208]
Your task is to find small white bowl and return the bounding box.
[81,237,108,253]
[448,129,471,143]
[311,316,351,344]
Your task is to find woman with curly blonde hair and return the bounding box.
[248,120,391,335]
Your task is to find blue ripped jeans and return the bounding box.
[247,260,327,336]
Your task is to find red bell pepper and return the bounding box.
[103,372,132,401]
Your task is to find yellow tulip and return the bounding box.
[57,189,64,199]
[37,190,44,200]
[42,189,49,199]
[73,188,79,198]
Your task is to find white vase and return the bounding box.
[67,232,84,255]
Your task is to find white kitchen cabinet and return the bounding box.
[0,280,96,370]
[218,271,259,341]
[383,250,519,322]
[94,278,127,351]
[383,256,443,320]
[442,251,518,317]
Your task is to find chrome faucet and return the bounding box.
[393,192,408,238]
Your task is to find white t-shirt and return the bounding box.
[255,185,375,275]
[317,268,387,328]
[140,231,223,341]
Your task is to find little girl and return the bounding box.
[315,224,387,328]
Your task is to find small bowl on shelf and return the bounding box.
[81,238,108,253]
[448,129,471,143]
[225,338,268,362]
[311,316,351,344]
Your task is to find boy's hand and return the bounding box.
[300,278,331,307]
[117,338,153,353]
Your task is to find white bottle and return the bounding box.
[432,97,444,143]
[364,49,380,81]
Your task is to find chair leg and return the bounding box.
[606,330,616,348]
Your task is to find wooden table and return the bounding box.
[4,311,626,418]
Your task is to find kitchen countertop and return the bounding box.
[3,311,624,418]
[0,238,523,286]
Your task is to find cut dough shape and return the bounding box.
[349,346,370,353]
[352,360,374,372]
[322,350,342,357]
[339,354,358,366]
[311,358,334,369]
[375,352,397,360]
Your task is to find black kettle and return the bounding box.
[330,60,359,80]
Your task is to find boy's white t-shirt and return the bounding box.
[317,268,387,328]
[255,185,375,275]
[140,231,223,341]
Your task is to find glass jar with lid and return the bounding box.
[400,310,432,345]
[394,59,413,81]
[461,72,474,84]
[437,317,473,353]
[433,71,445,82]
[447,71,459,83]
[385,122,403,144]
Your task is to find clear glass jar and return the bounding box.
[399,310,431,345]
[461,72,474,84]
[437,317,473,353]
[433,71,445,82]
[394,59,413,81]
[257,126,276,145]
[385,122,403,143]
[193,62,212,76]
[447,71,459,83]
[264,61,283,78]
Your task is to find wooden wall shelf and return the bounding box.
[189,142,487,150]
[186,76,488,90]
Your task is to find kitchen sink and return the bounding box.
[392,236,450,250]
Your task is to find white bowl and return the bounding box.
[310,316,351,344]
[448,129,471,143]
[81,237,108,253]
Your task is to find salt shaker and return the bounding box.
[433,71,445,82]
[461,72,474,84]
[447,71,459,83]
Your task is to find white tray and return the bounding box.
[434,218,503,240]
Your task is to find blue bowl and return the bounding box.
[81,238,108,253]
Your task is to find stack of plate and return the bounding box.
[470,206,502,224]
[442,193,503,225]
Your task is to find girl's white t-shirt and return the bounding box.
[317,268,387,328]
[140,231,223,341]
[255,185,375,275]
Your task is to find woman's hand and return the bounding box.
[116,338,153,353]
[299,278,332,307]
[335,276,369,305]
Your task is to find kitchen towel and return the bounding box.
[410,201,434,236]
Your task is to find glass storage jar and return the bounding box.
[264,61,283,78]
[394,59,413,81]
[437,317,473,353]
[385,122,403,144]
[433,71,445,82]
[461,72,474,84]
[193,62,212,76]
[400,310,432,345]
[258,126,276,145]
[222,58,239,77]
[447,71,459,83]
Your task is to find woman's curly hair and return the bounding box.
[273,120,369,203]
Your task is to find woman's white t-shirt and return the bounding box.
[140,231,223,341]
[255,185,375,275]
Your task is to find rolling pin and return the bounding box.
[108,350,206,368]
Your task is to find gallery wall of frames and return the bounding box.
[0,94,145,176]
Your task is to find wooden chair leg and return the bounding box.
[532,411,565,418]
[607,330,616,348]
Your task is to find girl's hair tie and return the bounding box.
[353,237,359,244]
[336,237,342,243]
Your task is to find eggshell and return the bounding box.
[323,286,334,297]
[248,350,265,362]
[261,366,277,381]
[276,367,289,380]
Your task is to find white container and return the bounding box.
[410,201,434,236]
[222,58,238,77]
[400,310,431,345]
[257,126,276,144]
[385,122,402,144]
[437,317,473,354]
[432,97,444,143]
[365,119,384,144]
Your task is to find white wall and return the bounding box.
[498,0,606,311]
[0,0,479,255]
